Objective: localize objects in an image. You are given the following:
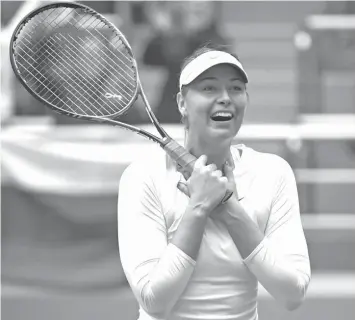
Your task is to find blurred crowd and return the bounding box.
[1,0,354,125]
[139,1,228,123]
[1,1,229,125]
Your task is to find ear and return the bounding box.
[243,90,249,116]
[176,91,186,117]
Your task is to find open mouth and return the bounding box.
[210,111,234,122]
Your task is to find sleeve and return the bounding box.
[117,162,196,318]
[243,157,311,310]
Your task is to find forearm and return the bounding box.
[171,202,209,260]
[221,199,310,310]
[136,243,195,317]
[243,239,310,310]
[133,202,209,317]
[221,198,264,259]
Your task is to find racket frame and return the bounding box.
[9,1,233,202]
[9,1,169,146]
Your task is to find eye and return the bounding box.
[202,85,216,92]
[230,86,242,92]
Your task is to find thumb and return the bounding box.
[223,162,235,181]
[223,162,238,194]
[177,182,190,197]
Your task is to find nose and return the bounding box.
[216,88,231,106]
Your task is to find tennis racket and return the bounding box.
[9,1,233,203]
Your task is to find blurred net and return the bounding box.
[12,6,137,117]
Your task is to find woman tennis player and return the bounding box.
[117,43,311,320]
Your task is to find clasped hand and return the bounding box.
[177,155,240,217]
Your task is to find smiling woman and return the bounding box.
[118,43,311,320]
[177,45,249,169]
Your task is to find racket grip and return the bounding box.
[163,139,196,174]
[163,139,233,203]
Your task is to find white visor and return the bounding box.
[179,50,248,90]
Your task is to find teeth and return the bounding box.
[213,112,232,117]
[211,111,233,120]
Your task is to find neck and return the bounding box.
[185,132,232,170]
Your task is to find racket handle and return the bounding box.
[163,139,196,174]
[163,139,233,203]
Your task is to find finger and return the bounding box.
[211,169,222,178]
[219,176,229,185]
[206,163,217,172]
[223,164,238,199]
[177,182,190,197]
[223,163,237,186]
[223,163,234,179]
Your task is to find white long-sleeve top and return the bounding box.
[117,144,311,320]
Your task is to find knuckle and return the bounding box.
[219,176,228,184]
[195,156,205,167]
[211,170,222,178]
[194,161,202,170]
[199,155,207,163]
[200,166,208,174]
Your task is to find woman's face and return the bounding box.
[178,64,248,142]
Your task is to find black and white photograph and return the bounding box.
[1,1,355,320]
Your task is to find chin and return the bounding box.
[209,127,237,142]
[212,121,240,133]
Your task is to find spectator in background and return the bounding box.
[1,0,43,123]
[142,1,228,123]
[322,0,355,14]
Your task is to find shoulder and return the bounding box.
[118,146,181,208]
[119,145,170,187]
[236,145,294,179]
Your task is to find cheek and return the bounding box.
[185,97,212,123]
[231,96,248,119]
[233,92,248,107]
[188,109,209,128]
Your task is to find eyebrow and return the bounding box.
[199,77,244,82]
[199,77,217,81]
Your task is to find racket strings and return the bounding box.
[13,6,138,117]
[26,9,136,100]
[39,9,136,84]
[66,32,135,93]
[26,23,135,105]
[17,33,111,115]
[16,36,112,116]
[24,8,79,56]
[34,34,128,115]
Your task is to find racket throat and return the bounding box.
[140,88,169,138]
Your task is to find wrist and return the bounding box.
[188,200,211,218]
[223,197,243,221]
